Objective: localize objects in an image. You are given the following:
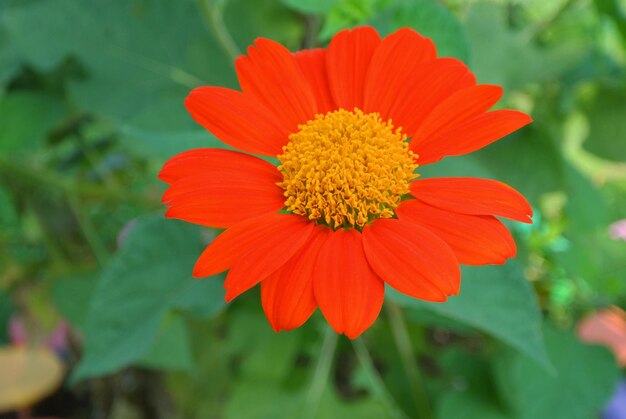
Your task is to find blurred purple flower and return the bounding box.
[609,220,626,241]
[604,379,626,419]
[8,315,69,358]
[46,321,70,356]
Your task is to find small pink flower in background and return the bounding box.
[609,220,626,241]
[8,317,28,346]
[8,316,69,357]
[578,306,626,366]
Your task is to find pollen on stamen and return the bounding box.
[277,108,419,230]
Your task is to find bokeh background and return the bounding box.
[1,0,626,418]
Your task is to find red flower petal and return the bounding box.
[293,48,335,115]
[158,148,278,185]
[374,58,474,137]
[395,200,517,265]
[411,84,503,144]
[313,229,384,338]
[410,177,533,223]
[363,218,460,302]
[363,28,436,117]
[326,26,381,110]
[236,38,317,136]
[412,110,532,165]
[261,228,328,332]
[224,216,315,302]
[193,213,310,278]
[185,87,289,156]
[161,150,284,228]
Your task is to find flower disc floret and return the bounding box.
[278,108,418,229]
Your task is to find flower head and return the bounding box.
[159,26,533,338]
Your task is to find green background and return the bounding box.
[1,0,625,417]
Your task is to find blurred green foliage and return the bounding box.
[1,0,625,418]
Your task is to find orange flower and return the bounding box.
[159,27,533,338]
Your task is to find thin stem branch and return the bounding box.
[352,338,409,419]
[197,0,241,62]
[0,157,158,208]
[386,301,433,419]
[66,193,109,266]
[302,14,321,49]
[302,326,338,419]
[528,0,579,41]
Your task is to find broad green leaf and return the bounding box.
[173,277,226,319]
[437,392,511,419]
[73,216,214,381]
[2,0,235,126]
[119,126,226,160]
[0,27,20,91]
[472,127,563,203]
[139,312,193,371]
[388,262,550,369]
[582,86,626,161]
[562,163,611,233]
[384,0,470,62]
[0,92,65,154]
[51,274,98,332]
[464,4,586,89]
[493,325,619,419]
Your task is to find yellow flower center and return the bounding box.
[278,108,418,230]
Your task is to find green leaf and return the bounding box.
[0,92,65,154]
[385,0,470,62]
[51,274,98,331]
[437,392,511,419]
[2,0,235,126]
[72,216,219,381]
[173,276,226,319]
[388,262,550,369]
[493,325,620,419]
[472,126,562,203]
[139,312,193,371]
[562,162,611,233]
[0,27,20,90]
[119,126,226,161]
[581,86,626,161]
[464,4,586,89]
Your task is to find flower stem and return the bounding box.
[196,0,241,62]
[386,301,433,419]
[303,326,338,419]
[352,338,409,419]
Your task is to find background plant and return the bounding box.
[0,0,625,418]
